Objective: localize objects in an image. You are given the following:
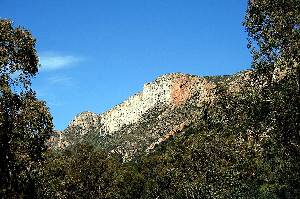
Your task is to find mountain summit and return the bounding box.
[52,72,232,159]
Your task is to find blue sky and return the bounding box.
[1,0,251,130]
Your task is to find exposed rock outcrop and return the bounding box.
[55,72,225,158]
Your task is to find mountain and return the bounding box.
[45,68,300,198]
[52,72,245,159]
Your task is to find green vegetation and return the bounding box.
[36,69,299,198]
[244,0,300,81]
[1,0,299,198]
[0,20,53,197]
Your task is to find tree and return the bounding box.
[0,19,53,198]
[244,0,300,84]
[244,1,300,197]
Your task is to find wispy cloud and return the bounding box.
[48,75,73,85]
[39,53,82,71]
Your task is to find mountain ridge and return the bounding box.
[51,71,247,159]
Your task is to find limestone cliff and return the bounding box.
[57,73,223,158]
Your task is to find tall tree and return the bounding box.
[244,0,300,85]
[0,19,53,198]
[244,1,300,197]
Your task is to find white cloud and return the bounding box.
[39,53,81,71]
[48,75,72,85]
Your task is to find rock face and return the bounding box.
[69,112,98,135]
[59,73,219,158]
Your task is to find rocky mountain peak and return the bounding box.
[68,111,98,135]
[100,74,198,131]
[58,72,220,158]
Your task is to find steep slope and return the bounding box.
[58,73,223,158]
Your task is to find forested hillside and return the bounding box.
[38,65,299,198]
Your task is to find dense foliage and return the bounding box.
[244,0,300,78]
[0,19,53,198]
